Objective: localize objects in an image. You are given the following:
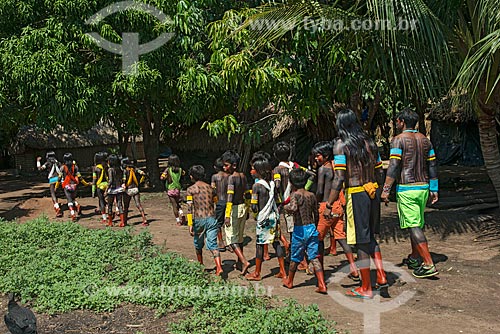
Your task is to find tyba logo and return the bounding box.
[85,1,175,75]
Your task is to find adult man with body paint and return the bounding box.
[381,108,439,278]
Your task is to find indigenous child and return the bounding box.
[245,158,286,281]
[161,154,185,225]
[381,108,439,278]
[250,151,272,261]
[211,158,229,251]
[60,153,83,221]
[36,151,63,217]
[282,168,327,294]
[122,157,148,226]
[272,141,303,252]
[313,141,359,280]
[222,150,250,274]
[186,165,223,276]
[323,109,387,299]
[92,152,109,224]
[106,154,125,227]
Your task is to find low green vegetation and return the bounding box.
[0,217,336,333]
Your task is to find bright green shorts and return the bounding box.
[396,184,429,229]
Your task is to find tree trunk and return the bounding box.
[140,104,163,191]
[477,105,500,204]
[117,130,129,158]
[350,91,362,119]
[416,101,427,135]
[366,90,381,134]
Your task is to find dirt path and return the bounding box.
[1,168,500,334]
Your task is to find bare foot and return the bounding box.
[282,278,293,289]
[326,248,337,256]
[264,255,271,261]
[245,271,261,281]
[297,263,308,271]
[241,262,251,275]
[215,268,223,276]
[274,272,285,278]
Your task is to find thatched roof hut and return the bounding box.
[11,124,144,173]
[427,95,477,123]
[10,125,118,155]
[427,95,482,166]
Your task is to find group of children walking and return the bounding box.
[187,108,439,299]
[92,153,148,227]
[37,152,88,221]
[38,151,148,227]
[37,108,438,299]
[184,140,360,295]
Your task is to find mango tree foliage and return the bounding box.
[0,0,237,188]
[201,5,360,146]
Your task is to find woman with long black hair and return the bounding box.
[323,109,388,299]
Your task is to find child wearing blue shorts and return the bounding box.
[282,169,327,294]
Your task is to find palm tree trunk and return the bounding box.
[477,108,500,204]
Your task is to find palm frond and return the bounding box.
[454,29,500,102]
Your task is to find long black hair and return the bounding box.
[336,109,375,164]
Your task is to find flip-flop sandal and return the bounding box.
[346,288,372,299]
[218,247,227,252]
[375,282,389,289]
[348,274,361,282]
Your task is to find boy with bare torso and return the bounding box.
[222,150,250,274]
[282,168,327,294]
[245,158,286,281]
[187,165,223,276]
[211,158,229,252]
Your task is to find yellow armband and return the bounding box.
[187,214,193,226]
[225,202,233,218]
[80,178,90,187]
[186,195,193,203]
[161,173,167,179]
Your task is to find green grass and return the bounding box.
[0,217,336,333]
